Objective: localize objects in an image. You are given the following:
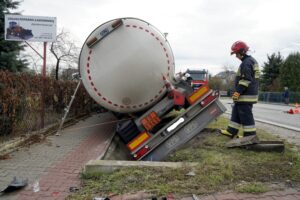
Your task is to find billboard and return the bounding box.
[4,14,57,42]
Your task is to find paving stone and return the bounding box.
[214,193,238,200]
[180,197,193,200]
[255,197,274,200]
[277,188,299,196]
[0,113,115,200]
[235,193,259,199]
[197,195,216,200]
[272,195,300,200]
[260,191,281,197]
[120,191,154,200]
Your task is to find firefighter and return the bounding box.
[183,72,193,86]
[221,41,260,138]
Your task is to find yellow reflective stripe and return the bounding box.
[230,121,242,127]
[244,128,256,132]
[253,64,260,79]
[237,99,258,102]
[239,95,258,98]
[238,80,251,87]
[228,121,241,129]
[236,67,241,76]
[228,124,239,130]
[237,95,258,102]
[243,125,255,129]
[253,64,259,70]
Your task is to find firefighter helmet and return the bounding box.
[184,73,191,78]
[231,41,249,55]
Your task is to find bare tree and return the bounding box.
[222,65,236,90]
[50,29,79,80]
[61,67,78,80]
[223,65,235,73]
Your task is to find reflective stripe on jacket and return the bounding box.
[234,55,260,104]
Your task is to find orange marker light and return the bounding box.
[127,132,150,151]
[188,85,210,105]
[141,111,161,131]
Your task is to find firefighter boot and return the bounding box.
[220,129,236,138]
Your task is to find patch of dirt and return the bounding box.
[0,154,12,160]
[27,134,45,144]
[20,134,52,148]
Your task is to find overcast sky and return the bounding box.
[19,0,300,75]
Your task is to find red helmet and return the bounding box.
[231,41,249,55]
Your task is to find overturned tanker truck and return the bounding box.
[78,17,226,161]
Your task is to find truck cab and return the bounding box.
[185,69,209,91]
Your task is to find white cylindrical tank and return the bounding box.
[79,18,175,113]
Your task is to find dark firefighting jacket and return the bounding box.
[234,55,260,104]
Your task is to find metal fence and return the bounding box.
[220,90,300,104]
[258,91,300,104]
[0,71,95,142]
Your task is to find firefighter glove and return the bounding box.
[232,92,240,101]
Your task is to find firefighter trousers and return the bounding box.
[227,103,256,136]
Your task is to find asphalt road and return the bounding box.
[220,98,300,132]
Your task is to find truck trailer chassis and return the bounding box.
[117,85,227,161]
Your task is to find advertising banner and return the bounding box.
[4,14,57,42]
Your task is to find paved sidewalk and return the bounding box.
[0,113,116,200]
